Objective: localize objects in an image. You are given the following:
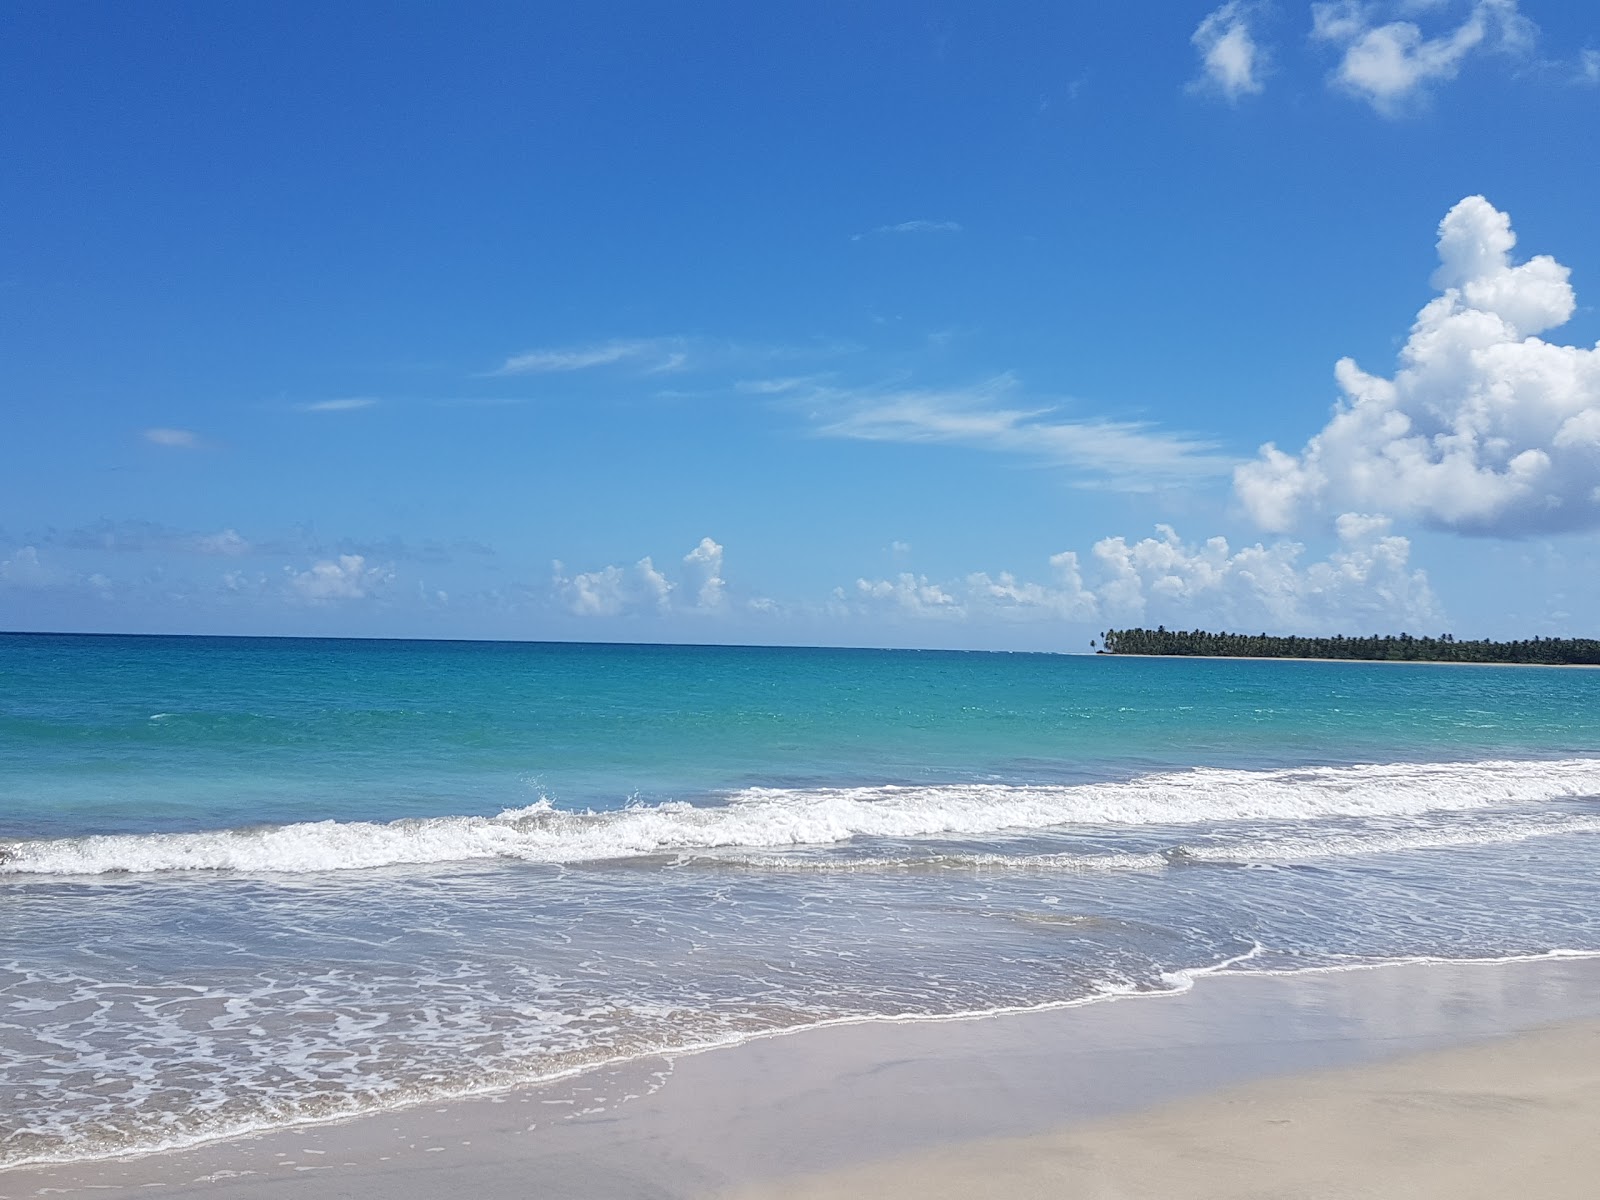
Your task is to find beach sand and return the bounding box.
[735,1006,1600,1200]
[5,957,1600,1199]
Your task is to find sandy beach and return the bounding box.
[737,997,1600,1200]
[5,955,1600,1200]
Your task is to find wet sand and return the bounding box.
[5,956,1600,1199]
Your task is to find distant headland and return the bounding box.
[1096,628,1600,666]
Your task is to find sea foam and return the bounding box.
[4,757,1598,876]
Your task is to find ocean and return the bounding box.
[3,632,1599,1168]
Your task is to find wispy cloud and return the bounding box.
[1578,47,1600,86]
[143,427,202,449]
[491,336,857,382]
[853,219,963,242]
[493,337,689,376]
[1190,2,1268,100]
[297,397,379,413]
[788,375,1233,490]
[28,519,494,564]
[1311,0,1535,115]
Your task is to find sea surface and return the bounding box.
[3,633,1600,1167]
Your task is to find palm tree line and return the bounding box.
[1095,628,1600,665]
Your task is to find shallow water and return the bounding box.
[3,634,1599,1165]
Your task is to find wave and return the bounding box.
[695,811,1600,873]
[3,757,1599,876]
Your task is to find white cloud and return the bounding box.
[552,544,715,617]
[0,546,65,589]
[1191,2,1268,100]
[284,555,393,602]
[1236,195,1600,536]
[495,338,687,376]
[1579,48,1600,85]
[854,220,964,241]
[682,537,727,611]
[1311,0,1535,114]
[143,428,202,449]
[192,529,252,556]
[803,375,1232,489]
[0,546,114,598]
[1087,517,1438,631]
[297,398,379,412]
[636,556,676,612]
[854,574,964,619]
[221,569,269,596]
[554,564,628,616]
[848,519,1438,634]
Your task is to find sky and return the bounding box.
[3,0,1599,650]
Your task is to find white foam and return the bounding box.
[4,757,1599,876]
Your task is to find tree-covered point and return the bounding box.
[1096,628,1600,665]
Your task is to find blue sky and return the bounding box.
[4,0,1599,649]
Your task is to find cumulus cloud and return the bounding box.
[284,555,393,602]
[849,519,1438,634]
[1237,195,1600,536]
[1311,0,1535,114]
[552,539,729,617]
[799,375,1231,490]
[682,537,727,610]
[852,574,965,619]
[553,556,676,617]
[143,427,202,449]
[1190,2,1268,100]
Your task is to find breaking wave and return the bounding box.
[3,757,1598,877]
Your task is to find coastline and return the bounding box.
[1100,652,1600,668]
[7,954,1600,1199]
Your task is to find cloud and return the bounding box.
[1236,196,1600,536]
[853,220,963,241]
[852,574,965,618]
[0,546,114,598]
[284,555,393,602]
[1190,2,1268,100]
[297,398,379,413]
[849,518,1438,634]
[0,546,66,589]
[1579,48,1600,85]
[552,555,679,617]
[800,375,1232,489]
[1088,516,1438,631]
[143,428,202,449]
[682,537,726,610]
[1311,0,1535,114]
[552,538,729,617]
[190,529,252,556]
[34,520,254,557]
[494,338,689,376]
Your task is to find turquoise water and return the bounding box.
[3,633,1600,1165]
[6,634,1596,837]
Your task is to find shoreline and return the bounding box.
[8,953,1600,1198]
[1100,651,1600,668]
